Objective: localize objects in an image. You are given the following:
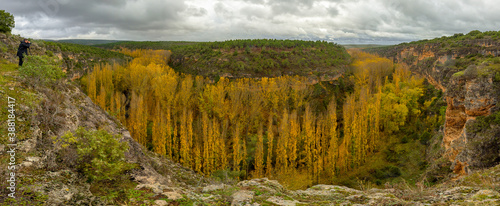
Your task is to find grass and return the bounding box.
[452,70,465,77]
[0,61,38,144]
[453,164,500,191]
[0,61,50,205]
[90,178,147,204]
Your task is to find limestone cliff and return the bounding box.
[367,38,500,176]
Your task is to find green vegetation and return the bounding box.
[19,55,65,84]
[365,30,500,88]
[404,30,500,45]
[169,39,350,78]
[40,40,127,59]
[342,44,388,49]
[452,71,464,77]
[0,10,14,33]
[98,39,350,78]
[330,77,446,188]
[366,30,500,58]
[96,40,198,50]
[53,127,136,182]
[211,169,246,184]
[47,39,122,46]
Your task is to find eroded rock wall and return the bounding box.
[370,39,500,176]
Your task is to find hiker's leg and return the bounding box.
[19,56,23,66]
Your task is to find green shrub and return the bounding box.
[373,165,402,179]
[467,110,500,134]
[463,66,478,79]
[45,50,54,57]
[0,43,7,53]
[54,127,136,182]
[211,169,246,183]
[465,111,500,168]
[420,131,431,145]
[452,71,464,77]
[19,55,65,83]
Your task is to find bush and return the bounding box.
[452,71,464,78]
[54,127,136,182]
[373,165,402,179]
[463,65,478,79]
[466,110,500,134]
[19,55,65,83]
[211,169,246,184]
[465,111,500,167]
[420,131,432,145]
[45,50,54,57]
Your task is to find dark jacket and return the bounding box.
[17,41,31,57]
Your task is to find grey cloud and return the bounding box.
[240,6,268,20]
[270,4,300,15]
[267,0,314,8]
[4,0,189,39]
[2,0,500,43]
[241,0,266,4]
[326,6,339,17]
[214,2,233,17]
[185,6,208,17]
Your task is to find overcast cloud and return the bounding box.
[2,0,499,44]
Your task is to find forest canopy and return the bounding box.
[82,47,444,189]
[98,39,351,79]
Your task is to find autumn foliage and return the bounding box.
[85,48,425,188]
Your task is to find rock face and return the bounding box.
[369,39,500,176]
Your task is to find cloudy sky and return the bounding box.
[2,0,499,44]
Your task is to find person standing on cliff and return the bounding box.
[17,39,31,66]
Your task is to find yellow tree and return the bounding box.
[303,103,314,179]
[129,91,147,146]
[313,117,323,183]
[254,122,264,178]
[266,114,274,177]
[232,121,242,171]
[276,108,289,175]
[326,99,338,177]
[152,100,166,155]
[288,110,299,171]
[87,69,97,102]
[202,111,211,175]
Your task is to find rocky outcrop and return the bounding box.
[197,175,500,205]
[368,39,500,176]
